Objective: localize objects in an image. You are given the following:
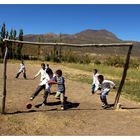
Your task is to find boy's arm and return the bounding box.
[105,80,115,88]
[48,80,58,84]
[33,70,41,79]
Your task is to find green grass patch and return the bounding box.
[64,63,140,102]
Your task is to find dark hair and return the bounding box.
[46,68,53,75]
[98,75,104,81]
[21,60,24,64]
[41,63,45,67]
[46,64,49,67]
[56,69,62,76]
[93,69,98,73]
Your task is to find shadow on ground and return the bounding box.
[5,100,80,115]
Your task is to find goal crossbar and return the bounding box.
[3,38,133,47]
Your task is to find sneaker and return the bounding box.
[41,102,47,106]
[101,103,106,107]
[102,104,109,109]
[60,106,65,110]
[30,96,34,101]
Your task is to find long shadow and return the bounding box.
[121,107,140,110]
[5,107,103,115]
[34,100,80,109]
[5,100,80,115]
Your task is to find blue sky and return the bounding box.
[0,4,140,41]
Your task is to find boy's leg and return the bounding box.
[55,91,61,99]
[15,72,21,78]
[30,85,45,100]
[100,89,110,108]
[91,84,95,94]
[42,90,49,106]
[100,95,108,106]
[23,72,27,79]
[60,93,65,110]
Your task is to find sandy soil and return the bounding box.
[0,63,140,136]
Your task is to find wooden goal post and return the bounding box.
[1,39,133,114]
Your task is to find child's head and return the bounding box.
[98,75,104,84]
[41,63,45,69]
[21,60,24,64]
[93,69,98,75]
[55,69,62,77]
[46,64,49,68]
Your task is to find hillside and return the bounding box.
[24,29,122,43]
[23,29,140,57]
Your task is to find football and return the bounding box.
[26,103,32,109]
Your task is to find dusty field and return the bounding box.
[0,62,140,136]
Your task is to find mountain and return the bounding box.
[23,29,140,56]
[24,29,123,43]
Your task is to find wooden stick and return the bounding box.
[3,39,133,48]
[114,45,133,107]
[1,44,8,114]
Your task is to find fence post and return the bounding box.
[114,45,133,108]
[1,42,8,114]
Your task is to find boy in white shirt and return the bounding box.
[30,63,49,102]
[97,75,116,109]
[15,60,27,79]
[91,69,99,94]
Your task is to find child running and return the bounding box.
[91,69,99,94]
[96,75,116,109]
[15,60,27,79]
[30,63,50,102]
[49,69,65,110]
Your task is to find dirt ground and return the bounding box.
[0,62,140,136]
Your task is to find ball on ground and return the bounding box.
[26,103,32,109]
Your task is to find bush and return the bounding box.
[104,56,124,67]
[94,60,101,65]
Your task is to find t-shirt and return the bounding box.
[35,68,47,82]
[18,63,26,73]
[39,73,51,92]
[53,76,65,93]
[46,67,53,79]
[100,80,115,90]
[92,73,99,91]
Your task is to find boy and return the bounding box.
[91,69,99,94]
[30,63,49,101]
[97,75,115,109]
[15,60,27,79]
[49,69,65,110]
[46,64,54,79]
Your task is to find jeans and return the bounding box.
[16,72,27,79]
[31,85,45,99]
[100,88,110,105]
[91,84,95,94]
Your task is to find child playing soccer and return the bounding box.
[48,69,65,110]
[15,60,27,79]
[97,75,116,109]
[30,63,49,101]
[91,69,99,94]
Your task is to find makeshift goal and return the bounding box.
[1,38,133,114]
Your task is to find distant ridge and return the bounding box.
[24,29,122,43]
[23,29,140,56]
